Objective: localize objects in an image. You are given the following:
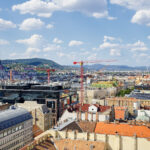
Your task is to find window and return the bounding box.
[4,131,7,137]
[0,133,3,138]
[8,129,11,135]
[16,126,19,131]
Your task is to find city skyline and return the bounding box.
[0,0,150,66]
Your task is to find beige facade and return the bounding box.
[35,130,150,150]
[106,97,150,113]
[83,88,117,104]
[17,101,54,131]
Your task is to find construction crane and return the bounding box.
[73,60,117,105]
[10,69,13,83]
[36,68,55,84]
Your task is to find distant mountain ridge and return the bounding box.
[0,58,149,71]
[1,58,64,69]
[84,64,148,71]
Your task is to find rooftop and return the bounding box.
[78,121,96,133]
[95,122,150,139]
[0,105,32,131]
[68,103,110,113]
[20,137,56,150]
[54,139,106,150]
[106,97,138,102]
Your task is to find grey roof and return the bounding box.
[41,105,50,114]
[128,92,150,100]
[54,119,75,131]
[0,106,32,131]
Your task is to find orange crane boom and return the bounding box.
[73,60,117,105]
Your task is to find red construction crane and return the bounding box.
[36,68,55,84]
[73,60,117,105]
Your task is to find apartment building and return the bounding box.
[0,106,33,150]
[17,101,54,131]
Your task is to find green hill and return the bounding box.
[1,58,64,69]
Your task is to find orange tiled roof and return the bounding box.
[95,122,150,139]
[54,139,106,150]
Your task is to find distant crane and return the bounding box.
[36,68,55,84]
[73,60,117,105]
[10,69,13,82]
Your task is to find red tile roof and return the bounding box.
[95,122,150,139]
[69,104,110,112]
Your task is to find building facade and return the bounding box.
[0,106,33,150]
[17,101,54,131]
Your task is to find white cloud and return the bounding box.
[16,34,43,46]
[57,52,65,57]
[87,53,97,60]
[103,35,116,42]
[148,35,150,40]
[9,53,17,58]
[0,18,16,30]
[26,47,41,54]
[68,40,83,47]
[12,0,57,18]
[19,18,44,30]
[131,10,150,26]
[110,0,150,26]
[139,53,148,57]
[43,44,61,52]
[110,0,150,11]
[0,39,9,45]
[46,24,54,29]
[110,49,120,56]
[99,42,119,49]
[53,38,63,44]
[127,40,148,51]
[12,0,114,19]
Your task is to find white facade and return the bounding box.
[136,110,150,122]
[58,110,110,123]
[88,105,98,113]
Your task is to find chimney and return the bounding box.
[90,144,94,150]
[77,112,79,122]
[96,112,99,122]
[85,112,88,121]
[87,132,89,141]
[74,130,77,140]
[94,133,97,141]
[91,113,93,122]
[65,130,68,139]
[79,111,81,121]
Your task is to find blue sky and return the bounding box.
[0,0,150,66]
